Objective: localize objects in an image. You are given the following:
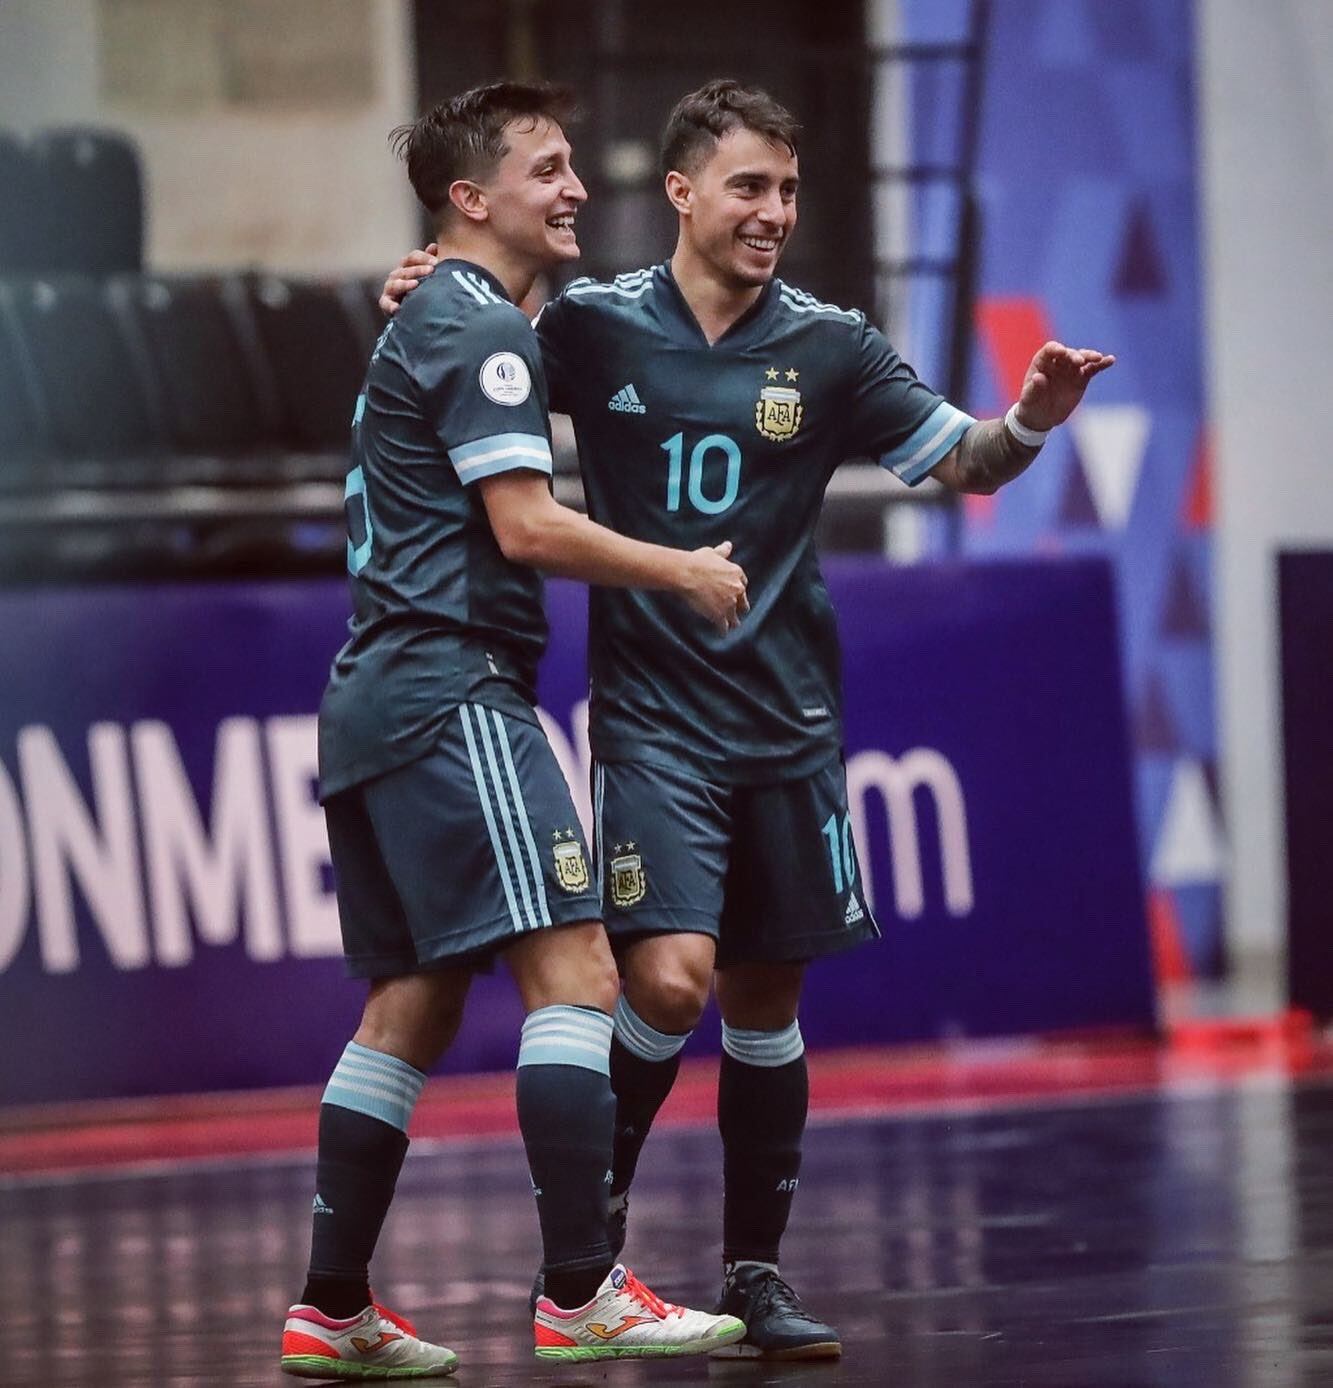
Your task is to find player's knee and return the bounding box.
[632,969,710,1034]
[580,951,620,1014]
[716,962,805,1031]
[356,972,468,1069]
[507,920,620,1014]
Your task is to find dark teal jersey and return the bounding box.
[319,260,556,799]
[536,263,973,784]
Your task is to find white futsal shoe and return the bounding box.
[533,1262,746,1361]
[280,1299,459,1379]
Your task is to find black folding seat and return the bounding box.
[30,128,144,274]
[0,132,47,273]
[6,275,164,475]
[117,274,274,476]
[245,276,377,456]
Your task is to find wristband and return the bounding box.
[1004,403,1050,448]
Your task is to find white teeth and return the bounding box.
[740,236,778,251]
[548,216,575,229]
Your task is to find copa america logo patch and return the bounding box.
[479,351,532,406]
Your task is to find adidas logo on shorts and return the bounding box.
[608,383,646,414]
[844,894,865,925]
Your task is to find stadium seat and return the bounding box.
[6,275,164,471]
[0,282,50,487]
[118,274,274,468]
[245,277,376,454]
[29,128,144,274]
[0,132,47,273]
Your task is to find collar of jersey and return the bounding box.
[437,258,513,304]
[659,262,778,350]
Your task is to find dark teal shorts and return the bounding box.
[324,702,600,977]
[593,755,880,967]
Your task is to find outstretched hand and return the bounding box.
[379,243,439,317]
[1016,341,1116,431]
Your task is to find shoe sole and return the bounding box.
[710,1339,843,1361]
[281,1353,459,1379]
[535,1318,746,1362]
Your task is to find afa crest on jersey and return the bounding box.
[552,830,590,893]
[755,368,803,441]
[609,846,647,908]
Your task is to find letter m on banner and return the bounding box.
[846,748,974,920]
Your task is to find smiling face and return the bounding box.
[472,116,587,271]
[671,125,799,290]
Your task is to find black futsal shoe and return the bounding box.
[708,1265,841,1360]
[529,1193,630,1315]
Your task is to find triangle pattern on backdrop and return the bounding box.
[1150,759,1225,886]
[1068,404,1151,530]
[1113,199,1169,297]
[1160,553,1210,639]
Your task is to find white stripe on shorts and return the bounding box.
[472,705,549,931]
[458,705,525,932]
[490,707,552,926]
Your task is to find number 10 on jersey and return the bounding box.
[661,433,742,516]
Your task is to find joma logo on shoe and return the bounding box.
[586,1315,654,1340]
[349,1331,402,1354]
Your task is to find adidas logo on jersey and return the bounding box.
[608,384,646,414]
[312,1193,335,1216]
[844,894,865,925]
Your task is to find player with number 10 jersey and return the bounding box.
[537,267,972,791]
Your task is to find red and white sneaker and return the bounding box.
[280,1300,459,1379]
[533,1263,746,1361]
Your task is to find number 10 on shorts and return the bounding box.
[821,812,856,894]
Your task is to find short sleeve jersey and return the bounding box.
[318,260,556,799]
[536,263,974,784]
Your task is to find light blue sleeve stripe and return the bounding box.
[450,434,553,486]
[453,451,554,485]
[878,400,976,485]
[450,432,550,464]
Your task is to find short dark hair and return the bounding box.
[390,81,578,222]
[660,79,800,178]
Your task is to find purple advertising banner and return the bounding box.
[1279,551,1333,1020]
[0,557,1153,1107]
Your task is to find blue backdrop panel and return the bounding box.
[0,559,1152,1106]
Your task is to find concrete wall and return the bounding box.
[0,0,417,273]
[1199,0,1333,972]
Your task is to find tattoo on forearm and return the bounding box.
[956,418,1041,493]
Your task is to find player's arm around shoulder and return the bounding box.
[930,341,1116,495]
[478,471,749,634]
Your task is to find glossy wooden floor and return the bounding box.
[3,1037,1332,1386]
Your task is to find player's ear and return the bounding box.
[448,179,488,223]
[664,170,692,217]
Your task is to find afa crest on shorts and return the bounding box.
[608,843,647,908]
[755,366,803,442]
[551,829,589,893]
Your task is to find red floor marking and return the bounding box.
[3,1030,1331,1178]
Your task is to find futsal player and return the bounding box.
[280,83,750,1379]
[379,77,1113,1361]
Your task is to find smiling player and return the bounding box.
[381,77,1113,1361]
